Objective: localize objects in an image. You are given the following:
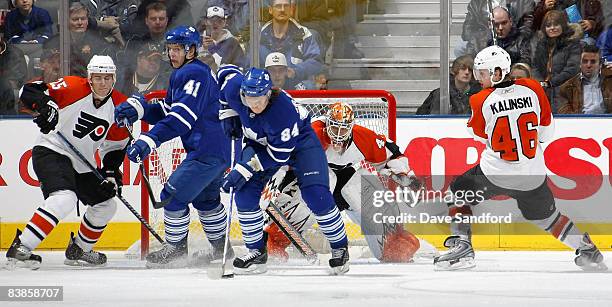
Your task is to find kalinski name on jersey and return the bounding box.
[490,96,534,115]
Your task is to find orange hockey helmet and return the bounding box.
[325,101,355,147]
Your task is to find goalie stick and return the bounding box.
[56,131,164,244]
[261,171,318,264]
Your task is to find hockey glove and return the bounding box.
[115,93,147,127]
[33,101,59,134]
[96,169,117,199]
[331,165,357,211]
[221,162,255,193]
[126,133,158,163]
[219,108,243,139]
[101,167,123,197]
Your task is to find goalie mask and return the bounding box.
[87,55,116,99]
[326,102,355,151]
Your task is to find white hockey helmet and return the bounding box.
[87,55,116,98]
[473,45,512,86]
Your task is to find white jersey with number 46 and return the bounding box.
[467,78,554,191]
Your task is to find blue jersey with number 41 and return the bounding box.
[220,72,314,170]
[145,59,229,162]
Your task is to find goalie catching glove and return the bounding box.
[380,156,422,190]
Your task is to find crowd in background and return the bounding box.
[419,0,612,115]
[0,0,610,116]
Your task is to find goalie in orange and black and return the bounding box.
[264,102,436,263]
[5,56,129,269]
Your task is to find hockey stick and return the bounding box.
[207,138,237,279]
[123,120,165,209]
[265,202,318,264]
[56,131,164,244]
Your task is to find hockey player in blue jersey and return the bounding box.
[217,65,350,275]
[114,25,231,268]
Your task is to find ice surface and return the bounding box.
[1,251,612,307]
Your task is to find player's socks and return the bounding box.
[5,229,42,270]
[74,215,107,252]
[534,211,583,249]
[197,204,227,243]
[146,209,189,268]
[313,206,348,250]
[65,232,107,266]
[434,236,475,271]
[237,208,265,249]
[574,233,607,271]
[20,207,61,251]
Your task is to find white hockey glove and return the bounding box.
[381,156,421,189]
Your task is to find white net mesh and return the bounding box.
[127,91,394,258]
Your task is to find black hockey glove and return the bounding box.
[331,165,357,211]
[33,101,59,134]
[101,167,123,197]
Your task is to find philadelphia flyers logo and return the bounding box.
[73,111,109,141]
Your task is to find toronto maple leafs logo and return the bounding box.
[73,111,109,141]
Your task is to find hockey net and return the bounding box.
[127,90,396,259]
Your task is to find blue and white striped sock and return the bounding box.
[314,206,348,249]
[197,204,227,243]
[237,208,265,250]
[164,208,190,245]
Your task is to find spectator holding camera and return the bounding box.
[4,0,52,44]
[557,45,612,114]
[533,0,603,44]
[198,5,246,70]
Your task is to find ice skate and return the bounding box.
[64,233,107,267]
[329,246,349,275]
[575,233,607,272]
[434,236,475,271]
[233,248,268,275]
[146,240,188,269]
[191,237,234,267]
[5,229,42,270]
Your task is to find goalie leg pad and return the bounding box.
[381,227,420,263]
[75,199,117,251]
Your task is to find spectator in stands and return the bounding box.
[0,34,26,114]
[490,6,531,65]
[296,0,363,59]
[416,55,481,115]
[197,5,246,71]
[119,2,169,79]
[81,0,139,28]
[510,62,532,79]
[128,0,193,39]
[597,26,612,63]
[459,0,535,57]
[4,0,52,44]
[117,41,170,95]
[46,2,114,77]
[557,45,612,114]
[533,9,581,112]
[533,0,603,45]
[260,0,323,87]
[265,52,306,90]
[31,46,59,83]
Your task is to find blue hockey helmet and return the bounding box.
[240,67,273,97]
[165,25,201,51]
